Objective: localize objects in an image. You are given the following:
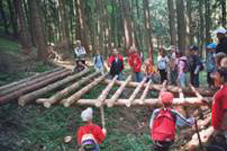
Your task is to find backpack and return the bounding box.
[80,127,97,151]
[151,108,176,142]
[179,59,189,73]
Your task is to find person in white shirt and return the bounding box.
[74,40,87,65]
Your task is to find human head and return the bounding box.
[217,67,227,84]
[176,51,183,58]
[160,91,174,107]
[220,57,227,67]
[216,28,226,41]
[76,40,81,47]
[129,46,137,54]
[189,45,198,54]
[206,43,216,52]
[216,52,226,67]
[81,107,93,122]
[112,48,119,56]
[96,50,100,55]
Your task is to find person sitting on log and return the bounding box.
[77,108,107,151]
[128,46,143,82]
[93,51,105,75]
[149,91,195,151]
[74,40,87,65]
[108,48,124,80]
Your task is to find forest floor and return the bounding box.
[0,37,207,151]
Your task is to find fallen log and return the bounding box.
[62,73,107,107]
[77,97,212,107]
[0,68,69,96]
[37,71,101,108]
[18,69,91,106]
[126,77,147,107]
[107,75,132,108]
[95,75,118,107]
[0,67,64,91]
[138,79,152,104]
[102,80,215,97]
[0,70,71,106]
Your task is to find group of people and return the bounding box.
[74,28,227,151]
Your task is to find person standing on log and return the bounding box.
[157,49,168,84]
[77,108,107,151]
[149,91,195,151]
[108,48,124,80]
[128,46,143,82]
[216,28,227,54]
[93,51,105,75]
[74,40,87,65]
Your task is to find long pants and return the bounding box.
[152,141,172,151]
[134,72,143,82]
[207,72,215,87]
[159,69,167,84]
[190,71,199,87]
[170,69,178,85]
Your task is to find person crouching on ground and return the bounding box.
[108,48,124,80]
[206,43,216,88]
[93,51,105,75]
[128,46,143,82]
[77,108,107,151]
[149,91,194,151]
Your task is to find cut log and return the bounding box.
[95,75,118,107]
[189,84,203,100]
[102,80,215,97]
[107,75,132,108]
[0,70,71,106]
[0,68,69,96]
[77,97,212,107]
[0,67,64,91]
[175,87,188,117]
[62,73,108,107]
[18,69,91,105]
[126,77,147,107]
[138,79,152,104]
[37,71,101,108]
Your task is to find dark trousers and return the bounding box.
[159,69,167,83]
[190,71,199,87]
[152,141,172,151]
[207,72,215,87]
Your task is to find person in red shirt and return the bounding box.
[77,108,107,151]
[108,48,124,80]
[128,46,143,82]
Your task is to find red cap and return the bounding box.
[161,92,174,107]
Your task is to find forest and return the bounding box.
[0,0,227,151]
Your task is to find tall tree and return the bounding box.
[143,0,154,63]
[28,0,48,61]
[7,0,18,38]
[15,0,32,54]
[186,0,193,45]
[198,0,205,55]
[176,0,186,53]
[221,0,226,28]
[168,0,177,46]
[205,0,212,44]
[0,0,9,34]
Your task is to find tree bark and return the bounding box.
[221,0,226,28]
[168,0,177,46]
[18,69,91,105]
[0,0,9,34]
[7,0,18,38]
[15,0,32,54]
[198,0,205,56]
[1,70,71,105]
[139,79,152,104]
[176,0,186,53]
[37,71,101,108]
[107,75,132,108]
[0,67,63,92]
[205,0,212,44]
[28,0,48,61]
[186,0,193,46]
[62,73,107,107]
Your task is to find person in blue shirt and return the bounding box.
[206,43,216,88]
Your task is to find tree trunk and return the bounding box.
[37,71,100,108]
[28,0,48,61]
[62,73,107,107]
[15,0,32,54]
[18,69,90,105]
[0,0,9,34]
[143,0,154,63]
[0,67,63,92]
[199,0,204,56]
[176,0,186,53]
[186,0,193,46]
[205,0,212,44]
[221,0,226,28]
[7,0,18,38]
[168,0,177,46]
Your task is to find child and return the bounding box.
[108,48,124,80]
[187,46,203,87]
[214,53,227,87]
[77,108,107,151]
[93,51,105,75]
[128,47,143,82]
[157,50,168,83]
[176,51,187,88]
[206,43,216,88]
[150,91,194,151]
[73,60,86,73]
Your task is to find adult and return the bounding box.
[77,108,107,151]
[74,40,87,65]
[108,48,124,80]
[157,49,168,83]
[216,28,227,54]
[128,46,143,82]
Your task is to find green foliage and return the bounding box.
[0,37,19,54]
